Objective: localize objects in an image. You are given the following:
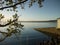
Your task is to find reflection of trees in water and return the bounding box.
[0,14,24,42]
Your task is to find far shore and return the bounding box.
[19,20,57,22]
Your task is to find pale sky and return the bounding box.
[0,0,60,21]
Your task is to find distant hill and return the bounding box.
[19,20,57,22]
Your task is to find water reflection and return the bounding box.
[0,22,58,45]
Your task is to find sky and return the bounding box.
[0,0,60,21]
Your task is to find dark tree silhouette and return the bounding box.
[0,0,44,10]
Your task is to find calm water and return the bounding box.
[0,22,57,45]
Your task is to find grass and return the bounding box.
[34,27,60,36]
[34,27,60,45]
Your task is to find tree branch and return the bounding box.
[0,19,17,27]
[0,0,28,10]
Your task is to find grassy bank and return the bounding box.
[34,27,60,37]
[34,27,60,45]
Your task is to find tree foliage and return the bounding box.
[0,14,4,20]
[0,0,44,11]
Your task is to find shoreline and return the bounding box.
[34,27,60,45]
[34,27,60,40]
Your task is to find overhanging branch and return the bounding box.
[0,19,17,27]
[0,0,28,10]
